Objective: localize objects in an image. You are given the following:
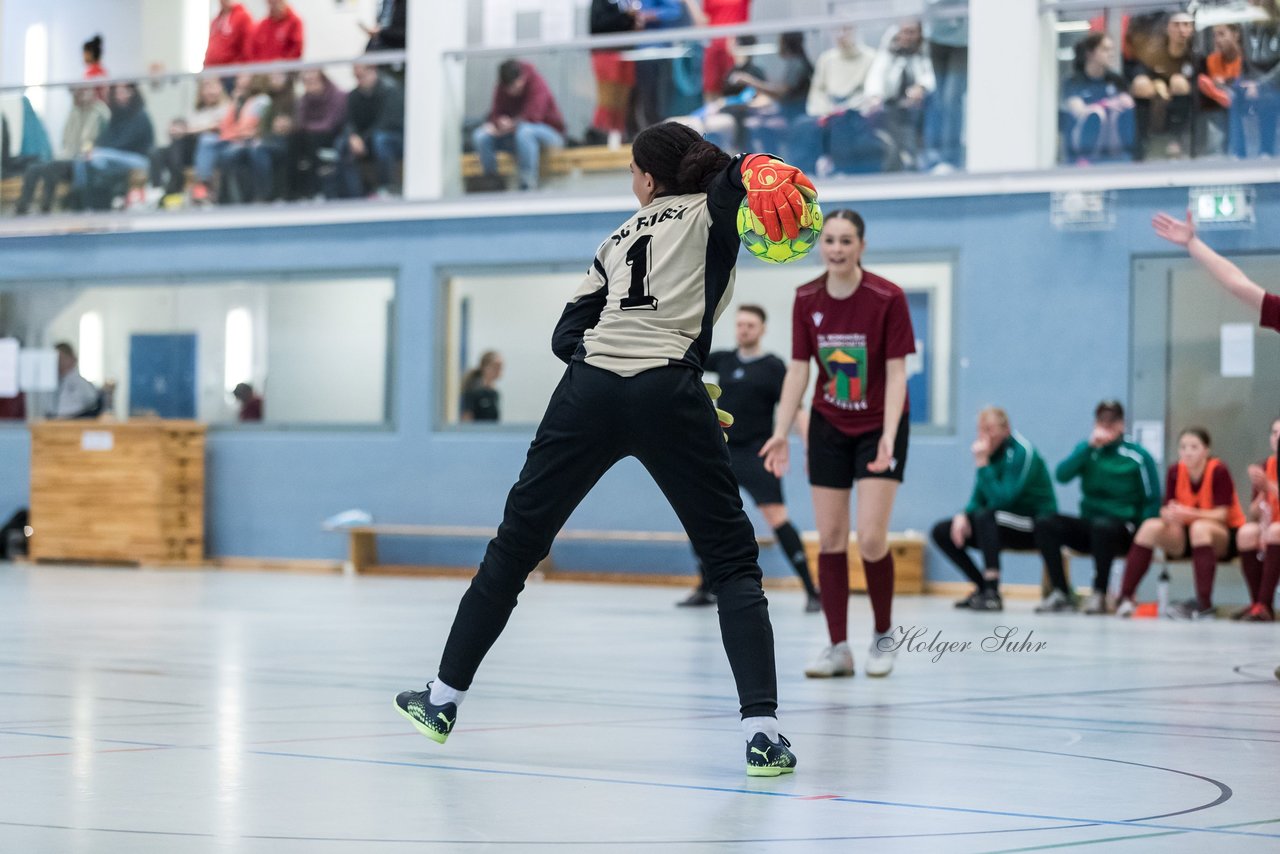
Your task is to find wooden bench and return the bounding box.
[461,144,633,182]
[0,176,21,208]
[333,524,925,593]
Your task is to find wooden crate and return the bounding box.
[29,421,206,565]
[802,532,925,594]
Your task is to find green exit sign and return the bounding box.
[1191,186,1254,227]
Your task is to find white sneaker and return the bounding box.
[1115,598,1137,618]
[865,631,896,677]
[804,641,854,678]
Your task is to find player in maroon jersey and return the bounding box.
[762,209,916,678]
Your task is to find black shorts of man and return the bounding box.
[678,305,822,612]
[930,407,1057,612]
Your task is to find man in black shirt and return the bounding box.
[679,305,821,611]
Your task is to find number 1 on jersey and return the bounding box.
[621,235,658,311]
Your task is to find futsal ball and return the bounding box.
[737,197,823,264]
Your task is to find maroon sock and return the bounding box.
[818,552,849,645]
[863,552,895,634]
[1191,545,1216,611]
[1119,544,1154,600]
[1240,550,1263,603]
[1259,545,1280,611]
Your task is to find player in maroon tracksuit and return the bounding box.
[1153,210,1280,667]
[762,209,916,679]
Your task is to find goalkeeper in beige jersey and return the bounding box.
[394,122,818,776]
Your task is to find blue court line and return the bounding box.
[245,748,1278,840]
[983,816,1280,853]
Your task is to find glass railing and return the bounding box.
[443,6,969,199]
[0,52,405,217]
[1053,2,1279,166]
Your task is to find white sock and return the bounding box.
[742,715,779,743]
[429,678,466,707]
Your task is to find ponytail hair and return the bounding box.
[83,35,103,62]
[633,121,732,195]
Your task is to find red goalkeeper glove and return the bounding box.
[740,154,818,242]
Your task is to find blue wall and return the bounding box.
[4,185,1280,583]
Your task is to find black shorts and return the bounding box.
[1178,525,1240,561]
[728,441,784,506]
[808,409,909,489]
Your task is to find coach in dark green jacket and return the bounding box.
[931,407,1057,612]
[1034,399,1161,615]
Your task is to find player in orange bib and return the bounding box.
[1117,427,1244,619]
[1234,417,1280,621]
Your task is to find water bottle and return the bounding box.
[1156,565,1171,617]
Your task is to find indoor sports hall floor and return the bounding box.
[0,565,1277,853]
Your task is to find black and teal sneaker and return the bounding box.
[745,732,796,777]
[394,686,457,744]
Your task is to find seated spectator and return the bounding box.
[1116,427,1244,620]
[17,85,107,215]
[864,19,936,171]
[1198,24,1245,155]
[150,78,227,206]
[589,0,639,148]
[339,65,404,197]
[191,74,270,204]
[70,84,154,211]
[52,343,100,419]
[249,0,304,63]
[205,0,254,70]
[1234,416,1280,621]
[697,0,751,100]
[471,60,566,191]
[251,72,298,201]
[674,35,768,151]
[233,383,263,421]
[1034,400,1160,614]
[291,69,347,199]
[460,351,503,422]
[1129,11,1196,160]
[362,0,406,51]
[930,408,1057,612]
[1231,0,1280,157]
[1061,32,1134,163]
[807,26,876,118]
[732,32,813,118]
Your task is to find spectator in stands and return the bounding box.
[70,84,154,211]
[923,0,968,170]
[1233,1,1280,157]
[150,78,227,207]
[674,35,767,151]
[1116,427,1244,620]
[339,64,404,197]
[1234,416,1280,621]
[233,383,263,421]
[1034,400,1161,614]
[290,69,347,199]
[730,32,813,118]
[807,26,875,118]
[52,343,100,419]
[460,351,503,423]
[1198,24,1245,155]
[83,35,106,80]
[697,0,751,100]
[190,74,270,204]
[472,60,566,191]
[589,0,640,149]
[362,0,406,52]
[631,0,700,129]
[205,0,254,70]
[17,85,107,215]
[864,19,936,171]
[249,0,304,63]
[931,408,1057,613]
[251,72,298,201]
[1129,10,1196,160]
[1061,32,1134,163]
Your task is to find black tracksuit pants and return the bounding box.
[930,510,1039,586]
[437,360,779,719]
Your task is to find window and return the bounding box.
[224,308,253,393]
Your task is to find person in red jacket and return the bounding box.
[249,0,304,63]
[205,0,254,69]
[471,60,566,191]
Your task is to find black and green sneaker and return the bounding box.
[745,732,796,777]
[394,685,457,744]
